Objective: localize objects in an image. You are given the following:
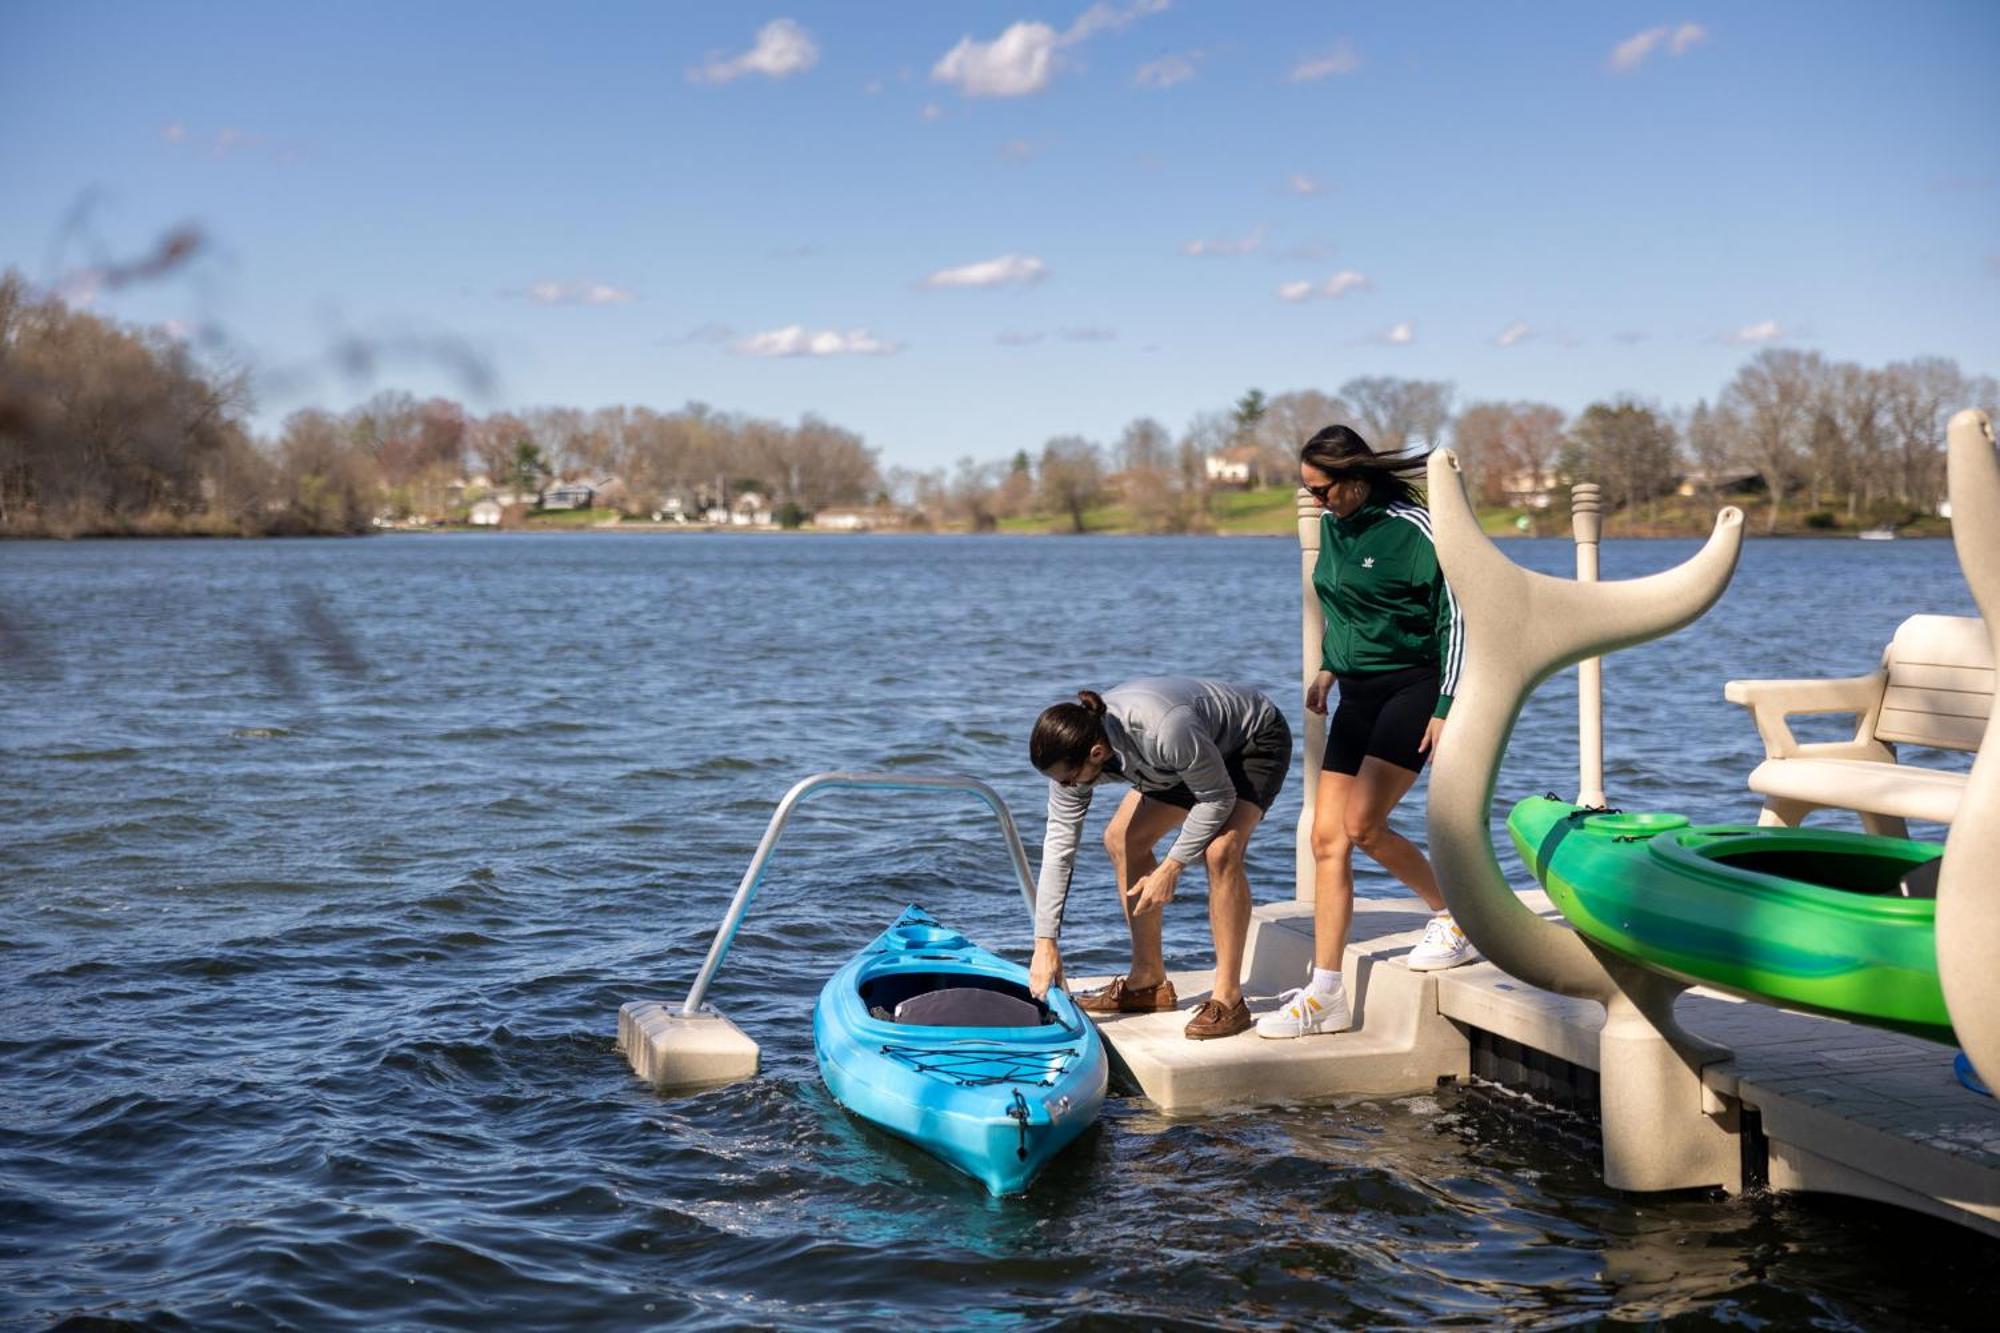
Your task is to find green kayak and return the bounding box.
[1507,796,1951,1041]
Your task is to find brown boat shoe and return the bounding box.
[1183,996,1252,1040]
[1074,975,1179,1015]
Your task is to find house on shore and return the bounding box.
[1203,444,1262,488]
[468,499,502,527]
[810,506,904,531]
[541,476,627,512]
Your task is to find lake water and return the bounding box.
[0,531,1989,1328]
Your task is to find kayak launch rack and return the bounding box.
[620,770,1041,1090]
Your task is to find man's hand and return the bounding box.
[1029,938,1064,999]
[1127,860,1182,916]
[1418,715,1446,757]
[1305,669,1335,716]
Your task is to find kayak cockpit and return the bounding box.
[859,970,1057,1028]
[1656,828,1944,904]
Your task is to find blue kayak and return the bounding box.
[812,905,1109,1196]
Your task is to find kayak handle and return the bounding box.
[680,771,1040,1016]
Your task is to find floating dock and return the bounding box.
[1085,894,2000,1238]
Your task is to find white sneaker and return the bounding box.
[1406,915,1478,971]
[1255,984,1351,1039]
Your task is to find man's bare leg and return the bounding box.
[1102,789,1188,989]
[1200,800,1265,1006]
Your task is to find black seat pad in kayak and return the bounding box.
[1899,858,1942,900]
[893,987,1046,1028]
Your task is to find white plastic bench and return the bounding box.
[1723,613,1993,836]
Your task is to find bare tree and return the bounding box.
[1720,349,1824,534]
[1881,357,1967,510]
[1566,399,1680,521]
[1038,435,1105,533]
[1254,389,1347,481]
[1339,376,1455,454]
[1682,399,1737,506]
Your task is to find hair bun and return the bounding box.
[1075,689,1106,717]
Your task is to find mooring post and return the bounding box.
[1571,482,1607,809]
[1296,486,1325,902]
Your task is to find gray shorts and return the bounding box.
[1140,710,1291,814]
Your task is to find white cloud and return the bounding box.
[162,319,193,340]
[1181,226,1265,257]
[920,102,946,121]
[522,280,636,306]
[998,326,1117,345]
[1724,319,1784,344]
[1495,321,1532,348]
[863,78,884,95]
[690,18,819,85]
[934,1,1169,98]
[1289,40,1359,82]
[1287,173,1323,195]
[732,325,901,357]
[1380,321,1414,345]
[1065,0,1169,44]
[160,121,187,143]
[933,22,1060,97]
[1135,53,1198,89]
[920,253,1047,289]
[1278,270,1370,301]
[674,322,736,345]
[1610,21,1708,73]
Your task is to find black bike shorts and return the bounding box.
[1144,710,1291,814]
[1324,665,1440,776]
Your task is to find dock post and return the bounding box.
[1938,409,2000,1092]
[1425,449,1745,1193]
[1296,486,1325,902]
[1570,482,1607,809]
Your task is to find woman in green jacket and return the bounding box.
[1258,424,1475,1041]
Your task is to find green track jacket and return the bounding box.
[1313,499,1464,718]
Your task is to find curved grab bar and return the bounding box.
[680,771,1039,1015]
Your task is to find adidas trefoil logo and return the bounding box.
[1361,556,1376,569]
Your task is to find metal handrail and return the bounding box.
[680,771,1040,1015]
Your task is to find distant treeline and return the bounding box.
[1,266,1992,538]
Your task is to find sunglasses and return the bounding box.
[1305,475,1365,501]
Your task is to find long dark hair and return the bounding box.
[1030,690,1107,772]
[1300,424,1427,508]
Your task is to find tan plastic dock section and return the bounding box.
[1086,893,2000,1239]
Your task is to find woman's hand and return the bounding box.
[1029,938,1064,999]
[1128,860,1182,916]
[1418,715,1446,757]
[1305,670,1335,716]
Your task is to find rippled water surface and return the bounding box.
[1,532,1990,1328]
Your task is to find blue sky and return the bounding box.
[3,1,1995,469]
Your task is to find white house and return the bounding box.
[468,499,503,527]
[811,507,883,531]
[1203,445,1259,487]
[1502,468,1561,510]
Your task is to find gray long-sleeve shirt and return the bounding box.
[1034,677,1282,940]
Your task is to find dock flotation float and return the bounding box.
[1507,796,1951,1041]
[813,905,1109,1196]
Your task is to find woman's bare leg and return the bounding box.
[1343,757,1445,910]
[1310,771,1357,972]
